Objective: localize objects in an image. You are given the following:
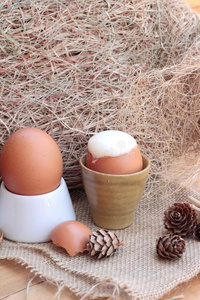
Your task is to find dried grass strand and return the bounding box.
[0,0,200,189]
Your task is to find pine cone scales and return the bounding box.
[164,202,198,236]
[194,223,200,240]
[156,234,185,259]
[86,229,124,259]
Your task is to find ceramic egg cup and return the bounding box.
[80,154,150,230]
[0,178,76,243]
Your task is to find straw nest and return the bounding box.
[0,0,200,189]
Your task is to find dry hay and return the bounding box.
[0,0,200,189]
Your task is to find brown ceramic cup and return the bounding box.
[79,154,150,230]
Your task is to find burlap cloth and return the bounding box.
[1,0,200,299]
[0,181,200,300]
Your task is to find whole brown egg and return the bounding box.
[0,128,63,195]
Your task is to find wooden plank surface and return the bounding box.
[186,0,200,12]
[0,1,199,299]
[0,260,78,300]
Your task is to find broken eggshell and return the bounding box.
[50,220,92,256]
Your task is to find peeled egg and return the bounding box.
[50,220,92,256]
[0,127,63,195]
[86,130,143,174]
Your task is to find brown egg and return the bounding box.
[50,220,92,256]
[0,128,63,195]
[86,130,143,175]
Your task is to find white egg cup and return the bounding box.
[0,178,76,243]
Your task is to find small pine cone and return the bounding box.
[86,229,124,259]
[156,234,185,259]
[194,223,200,240]
[164,202,198,236]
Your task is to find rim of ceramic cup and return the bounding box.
[79,154,150,177]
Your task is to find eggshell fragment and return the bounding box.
[50,220,92,256]
[86,130,143,174]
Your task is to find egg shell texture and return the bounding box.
[0,128,63,195]
[50,220,92,256]
[86,146,143,174]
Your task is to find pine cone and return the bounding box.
[194,223,200,240]
[156,234,185,259]
[163,202,198,236]
[86,229,124,259]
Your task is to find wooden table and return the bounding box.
[187,0,200,12]
[1,1,200,299]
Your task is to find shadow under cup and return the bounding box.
[79,154,150,230]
